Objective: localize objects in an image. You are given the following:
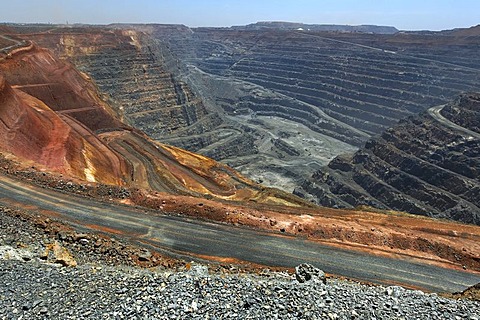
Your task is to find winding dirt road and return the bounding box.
[0,34,24,51]
[0,173,479,293]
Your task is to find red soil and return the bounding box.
[0,45,123,131]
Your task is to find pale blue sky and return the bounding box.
[1,0,479,31]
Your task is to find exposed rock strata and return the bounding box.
[4,25,480,217]
[295,93,480,224]
[161,27,480,139]
[16,27,209,138]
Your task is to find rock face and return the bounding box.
[295,93,480,225]
[149,25,480,189]
[17,26,209,140]
[22,24,480,192]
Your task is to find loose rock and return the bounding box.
[295,263,326,284]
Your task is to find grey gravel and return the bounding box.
[0,259,479,319]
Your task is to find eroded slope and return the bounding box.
[13,26,209,138]
[156,25,480,206]
[29,24,480,191]
[6,25,359,191]
[0,65,128,185]
[0,30,479,278]
[163,27,480,138]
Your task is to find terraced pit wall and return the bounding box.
[149,27,480,191]
[15,25,480,193]
[294,93,480,225]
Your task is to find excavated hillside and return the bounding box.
[0,35,308,206]
[231,22,399,34]
[150,26,480,190]
[12,24,480,192]
[294,93,480,225]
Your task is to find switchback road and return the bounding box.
[428,104,480,139]
[0,174,479,293]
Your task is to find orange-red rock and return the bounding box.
[0,45,123,131]
[0,74,128,185]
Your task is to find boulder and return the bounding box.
[295,263,326,283]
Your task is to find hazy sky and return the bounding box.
[1,0,479,31]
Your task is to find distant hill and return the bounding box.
[232,21,399,34]
[443,24,480,37]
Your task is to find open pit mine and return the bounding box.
[0,23,479,295]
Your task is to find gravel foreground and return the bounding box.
[1,259,479,320]
[1,207,480,319]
